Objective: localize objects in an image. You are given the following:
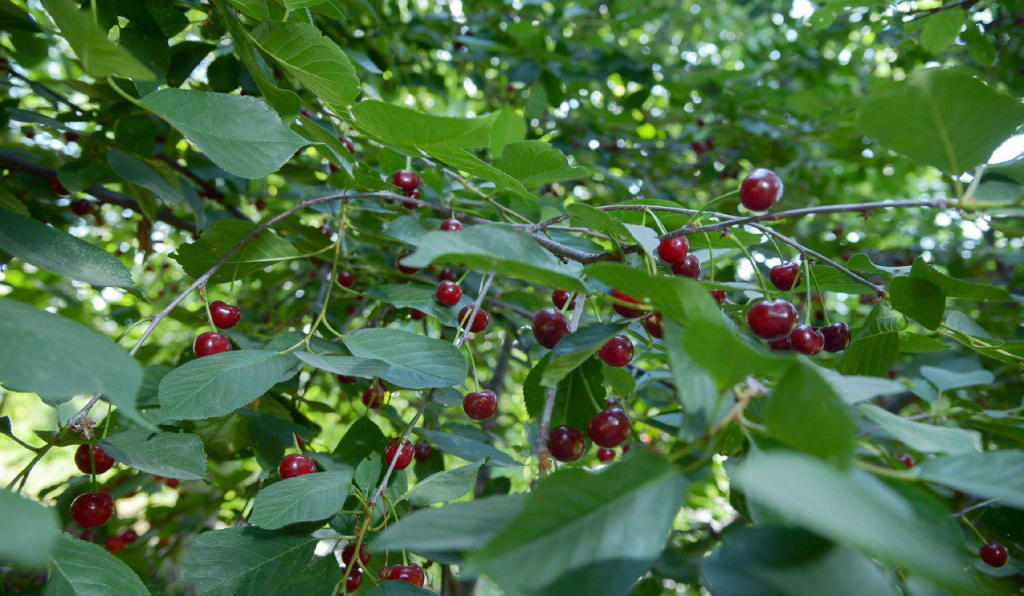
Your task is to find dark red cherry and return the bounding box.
[746,300,798,340]
[194,332,232,357]
[440,218,463,232]
[709,289,726,305]
[337,374,357,384]
[740,168,783,211]
[362,382,386,408]
[598,335,634,368]
[342,543,371,566]
[822,322,851,353]
[980,542,1009,568]
[279,453,317,479]
[105,535,125,554]
[413,441,433,461]
[436,281,462,307]
[122,529,138,543]
[75,444,115,475]
[463,389,498,420]
[643,312,663,339]
[70,492,115,528]
[64,131,80,142]
[70,199,92,216]
[165,478,180,488]
[671,254,701,279]
[767,336,792,351]
[209,300,241,329]
[409,309,425,320]
[897,453,915,468]
[552,290,577,310]
[532,307,570,349]
[657,236,689,264]
[385,438,414,471]
[610,289,645,318]
[339,136,355,154]
[387,563,425,586]
[402,189,421,209]
[588,407,631,448]
[337,271,356,288]
[458,306,489,333]
[597,448,616,462]
[51,175,68,196]
[397,251,421,275]
[345,566,363,592]
[769,262,802,291]
[438,267,458,282]
[379,567,391,580]
[548,425,586,462]
[789,324,824,355]
[392,170,420,193]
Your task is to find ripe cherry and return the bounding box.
[166,478,180,489]
[75,444,115,475]
[897,453,915,468]
[105,535,125,554]
[463,389,498,420]
[345,566,363,592]
[436,280,463,307]
[409,309,425,320]
[548,425,586,462]
[70,492,115,528]
[822,322,851,353]
[51,175,68,196]
[532,307,570,349]
[209,300,241,329]
[671,254,701,279]
[643,312,663,339]
[122,529,138,543]
[588,406,631,448]
[657,236,689,264]
[362,382,386,408]
[279,453,317,479]
[438,267,458,283]
[710,289,727,305]
[337,271,356,288]
[397,251,421,275]
[392,170,420,193]
[598,335,634,368]
[413,441,433,461]
[342,543,371,566]
[385,438,414,471]
[552,290,576,310]
[457,306,489,333]
[980,542,1009,568]
[402,189,421,209]
[767,336,792,351]
[194,332,232,357]
[609,289,645,318]
[789,324,824,355]
[740,168,783,211]
[339,136,355,154]
[597,448,616,462]
[386,563,425,586]
[70,199,92,216]
[747,300,798,340]
[337,374,356,384]
[440,218,464,232]
[769,262,802,291]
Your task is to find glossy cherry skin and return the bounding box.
[70,492,115,528]
[643,312,663,339]
[709,289,726,305]
[397,251,421,275]
[610,289,645,318]
[597,448,616,462]
[339,136,355,154]
[337,271,356,288]
[552,290,576,310]
[463,389,498,420]
[385,438,414,471]
[532,307,570,349]
[209,300,241,329]
[657,236,689,264]
[458,306,489,333]
[671,254,701,279]
[75,444,115,475]
[105,535,125,554]
[747,300,798,340]
[392,170,420,193]
[165,478,180,489]
[413,441,433,461]
[122,529,138,543]
[588,406,631,448]
[70,199,92,216]
[279,453,317,479]
[598,335,634,368]
[548,425,586,462]
[438,267,458,283]
[194,332,232,357]
[769,262,802,291]
[740,168,783,211]
[342,543,371,566]
[440,218,464,232]
[345,566,363,592]
[980,542,1009,568]
[789,324,825,356]
[897,453,915,468]
[822,322,851,353]
[362,383,386,408]
[436,281,463,307]
[386,564,425,586]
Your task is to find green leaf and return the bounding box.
[584,263,721,324]
[45,534,149,595]
[99,429,209,480]
[910,259,1011,301]
[857,68,1024,173]
[858,404,981,455]
[683,318,791,388]
[423,145,537,201]
[351,101,502,149]
[822,372,905,405]
[183,527,317,595]
[568,203,633,243]
[107,149,185,205]
[0,186,29,215]
[837,304,904,377]
[733,451,970,588]
[402,225,585,291]
[0,210,133,288]
[888,275,945,330]
[495,140,589,187]
[489,106,527,157]
[364,583,436,596]
[333,417,387,467]
[251,21,359,111]
[663,320,720,433]
[173,219,300,284]
[370,494,526,553]
[294,351,390,380]
[342,328,467,389]
[919,10,964,54]
[0,489,59,568]
[541,323,630,385]
[766,362,855,463]
[140,89,306,178]
[468,452,688,596]
[250,471,353,530]
[40,0,154,81]
[416,428,520,467]
[554,358,607,431]
[158,350,295,422]
[522,353,552,420]
[919,364,994,392]
[403,460,484,507]
[913,450,1024,509]
[364,284,461,326]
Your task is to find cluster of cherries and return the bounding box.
[546,398,631,464]
[193,300,241,357]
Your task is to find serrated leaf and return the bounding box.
[495,140,589,187]
[294,351,390,380]
[423,145,537,201]
[183,527,317,595]
[416,429,520,467]
[888,275,945,330]
[107,149,185,205]
[838,304,904,377]
[99,429,208,480]
[40,0,154,81]
[45,534,148,595]
[370,495,526,553]
[342,328,467,389]
[364,284,461,326]
[767,363,855,463]
[0,489,59,568]
[333,417,387,467]
[403,460,484,507]
[351,101,501,149]
[173,219,300,284]
[909,259,1011,301]
[250,471,353,530]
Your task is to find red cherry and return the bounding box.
[440,218,464,232]
[740,168,783,211]
[532,307,570,349]
[122,529,138,543]
[362,382,386,408]
[339,136,355,154]
[392,170,420,193]
[588,407,631,448]
[345,566,363,592]
[552,290,577,310]
[709,289,726,305]
[463,389,498,420]
[413,441,433,461]
[328,162,340,173]
[278,453,317,479]
[70,199,92,216]
[209,300,241,329]
[337,271,356,288]
[70,492,115,528]
[438,267,458,282]
[598,335,634,367]
[194,332,232,357]
[609,289,645,318]
[746,300,798,340]
[385,438,414,471]
[643,312,663,339]
[897,453,915,468]
[51,175,68,196]
[789,324,824,355]
[980,542,1009,568]
[337,374,356,384]
[105,535,125,554]
[548,425,586,462]
[64,131,80,142]
[436,281,463,306]
[165,477,180,489]
[822,322,851,353]
[457,306,489,333]
[379,567,391,579]
[402,189,422,209]
[397,251,421,275]
[670,254,701,279]
[767,336,792,351]
[597,448,616,462]
[769,262,802,291]
[387,563,425,586]
[75,444,115,475]
[657,236,690,264]
[342,543,371,566]
[409,309,425,320]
